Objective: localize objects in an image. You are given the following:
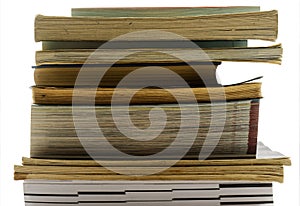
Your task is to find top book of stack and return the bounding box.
[34,7,282,65]
[35,8,278,42]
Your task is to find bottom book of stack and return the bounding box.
[24,180,274,206]
[15,143,290,206]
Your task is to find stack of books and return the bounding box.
[14,7,290,206]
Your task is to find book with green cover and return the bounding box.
[71,6,260,17]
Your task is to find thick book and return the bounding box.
[35,44,282,65]
[33,62,220,88]
[30,99,259,159]
[23,180,273,206]
[14,142,291,182]
[34,10,277,42]
[32,82,262,105]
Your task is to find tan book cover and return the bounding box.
[32,82,262,105]
[14,143,291,183]
[35,10,277,42]
[35,45,282,65]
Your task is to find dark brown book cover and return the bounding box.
[34,62,220,88]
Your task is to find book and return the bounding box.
[34,10,277,42]
[30,99,259,159]
[42,40,248,50]
[23,180,273,206]
[35,44,282,65]
[44,7,263,50]
[40,7,262,62]
[14,142,291,182]
[71,6,261,17]
[32,82,262,105]
[33,62,221,88]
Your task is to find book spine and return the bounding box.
[247,100,259,154]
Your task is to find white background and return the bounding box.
[0,0,299,205]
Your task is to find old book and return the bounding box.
[42,7,259,51]
[42,40,248,50]
[34,10,277,42]
[32,82,262,105]
[33,62,220,87]
[14,142,291,182]
[35,44,282,65]
[30,99,259,159]
[72,6,260,17]
[23,180,273,206]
